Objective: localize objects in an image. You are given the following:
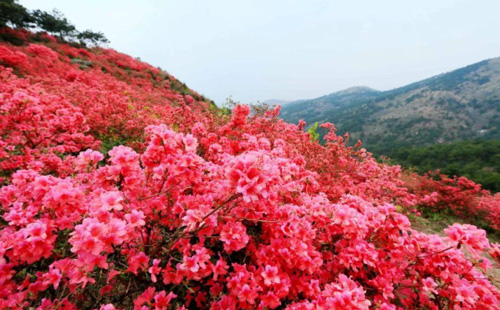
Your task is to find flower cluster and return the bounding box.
[408,172,500,231]
[1,26,500,310]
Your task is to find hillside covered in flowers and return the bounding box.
[2,22,500,310]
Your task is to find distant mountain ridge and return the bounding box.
[282,86,381,123]
[281,57,500,154]
[262,99,294,106]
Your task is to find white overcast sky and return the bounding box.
[20,0,500,104]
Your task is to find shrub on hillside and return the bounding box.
[1,26,500,309]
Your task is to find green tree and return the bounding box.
[32,9,76,40]
[0,0,110,47]
[0,0,34,28]
[76,30,109,46]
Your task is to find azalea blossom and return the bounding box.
[0,25,499,310]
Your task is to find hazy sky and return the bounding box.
[20,0,500,104]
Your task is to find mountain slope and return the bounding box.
[0,27,215,162]
[281,86,381,124]
[262,99,293,106]
[281,58,500,153]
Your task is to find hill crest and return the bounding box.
[281,57,500,153]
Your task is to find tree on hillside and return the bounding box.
[0,0,34,28]
[77,30,109,46]
[1,1,109,46]
[31,9,77,40]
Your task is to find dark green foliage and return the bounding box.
[31,9,76,40]
[0,0,34,28]
[76,30,109,46]
[390,139,500,192]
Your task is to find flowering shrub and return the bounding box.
[1,26,500,309]
[0,69,99,182]
[407,172,500,232]
[2,125,500,309]
[480,193,500,231]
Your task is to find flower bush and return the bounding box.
[407,172,500,231]
[1,27,500,309]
